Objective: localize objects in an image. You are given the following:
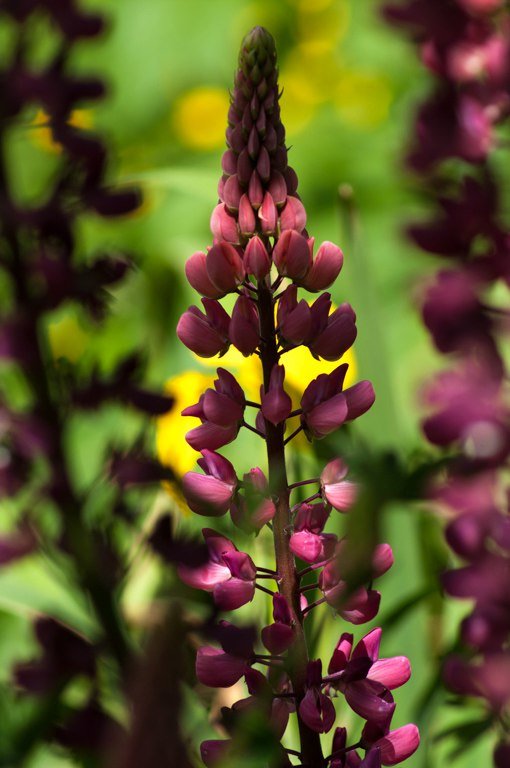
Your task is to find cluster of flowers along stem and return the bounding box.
[384,1,510,765]
[177,27,419,768]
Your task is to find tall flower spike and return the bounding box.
[177,26,416,768]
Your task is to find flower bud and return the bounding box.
[244,235,271,279]
[223,174,243,211]
[280,195,307,232]
[238,194,256,235]
[206,242,245,294]
[230,295,260,355]
[248,171,264,208]
[185,251,224,299]
[273,229,311,280]
[258,191,278,234]
[176,300,230,358]
[260,364,292,425]
[210,203,239,244]
[300,241,344,292]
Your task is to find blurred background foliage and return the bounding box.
[0,0,495,766]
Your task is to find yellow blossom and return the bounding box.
[335,70,393,130]
[172,87,230,151]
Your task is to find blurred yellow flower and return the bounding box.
[156,370,215,476]
[335,70,393,130]
[172,87,230,151]
[48,314,89,362]
[31,109,93,154]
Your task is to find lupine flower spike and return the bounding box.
[384,1,510,763]
[177,27,418,767]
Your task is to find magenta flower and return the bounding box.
[185,252,224,299]
[244,235,271,279]
[182,450,237,516]
[300,365,375,439]
[326,628,411,724]
[210,203,239,244]
[299,240,344,292]
[277,285,312,347]
[307,295,357,362]
[183,368,245,451]
[273,229,311,279]
[230,467,276,532]
[176,299,230,358]
[320,458,358,511]
[178,528,256,610]
[205,242,245,295]
[289,503,336,564]
[363,724,420,767]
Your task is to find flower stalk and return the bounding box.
[178,26,418,768]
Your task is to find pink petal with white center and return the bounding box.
[182,472,234,516]
[213,577,255,610]
[178,561,231,591]
[222,550,256,580]
[373,724,420,766]
[368,657,411,690]
[324,480,358,512]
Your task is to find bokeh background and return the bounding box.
[0,1,494,766]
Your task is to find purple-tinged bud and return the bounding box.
[248,171,264,208]
[345,679,396,724]
[184,368,245,451]
[273,230,312,280]
[300,241,344,292]
[320,458,358,512]
[345,380,376,421]
[206,242,245,294]
[280,196,307,233]
[223,174,243,211]
[268,171,287,207]
[289,503,336,563]
[277,285,312,345]
[258,191,278,234]
[372,724,420,766]
[244,235,271,279]
[301,365,350,439]
[328,633,354,675]
[185,251,224,299]
[309,302,357,362]
[261,622,294,655]
[299,665,336,733]
[230,294,260,356]
[201,740,232,768]
[176,300,230,358]
[210,203,239,244]
[196,646,247,687]
[222,150,237,175]
[182,450,237,516]
[238,194,256,235]
[261,364,292,425]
